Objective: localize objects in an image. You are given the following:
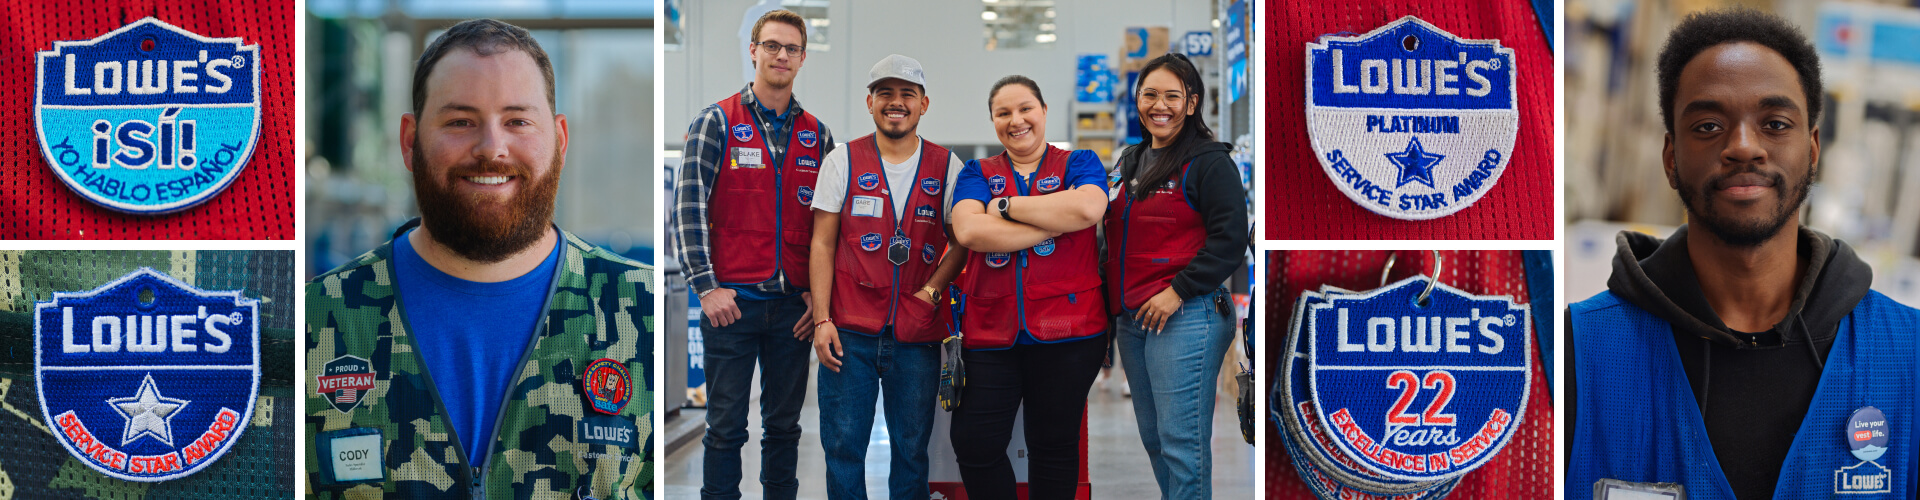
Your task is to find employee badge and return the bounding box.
[888,232,911,266]
[581,358,632,415]
[36,18,262,214]
[1306,16,1517,220]
[1304,268,1531,482]
[35,268,260,481]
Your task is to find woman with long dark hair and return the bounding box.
[1103,53,1248,498]
[947,75,1110,499]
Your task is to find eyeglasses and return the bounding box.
[757,40,806,57]
[1136,90,1188,107]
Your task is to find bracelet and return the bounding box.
[815,319,833,328]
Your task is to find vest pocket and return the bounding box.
[960,289,1019,349]
[893,292,947,343]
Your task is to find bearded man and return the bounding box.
[303,19,652,499]
[1567,8,1920,500]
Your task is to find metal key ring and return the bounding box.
[1380,251,1444,305]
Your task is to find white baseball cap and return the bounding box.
[867,54,927,90]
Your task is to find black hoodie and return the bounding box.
[1568,225,1873,500]
[1113,141,1248,300]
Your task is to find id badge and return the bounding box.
[316,427,386,485]
[1594,479,1685,500]
[732,147,764,168]
[888,235,911,266]
[851,195,884,218]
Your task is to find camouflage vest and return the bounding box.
[304,221,654,499]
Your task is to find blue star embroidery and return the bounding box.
[1384,136,1444,189]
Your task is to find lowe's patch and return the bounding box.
[581,358,632,415]
[794,155,818,169]
[1037,175,1062,193]
[921,177,942,196]
[1306,276,1529,481]
[988,175,1007,195]
[796,186,815,205]
[796,129,817,148]
[1306,16,1517,220]
[858,172,881,191]
[861,233,884,252]
[36,17,261,215]
[922,243,937,264]
[1836,460,1892,494]
[1032,238,1056,257]
[914,204,937,221]
[985,252,1011,268]
[1277,288,1455,495]
[316,355,374,414]
[35,268,259,482]
[730,123,754,142]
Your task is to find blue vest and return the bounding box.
[1568,290,1920,499]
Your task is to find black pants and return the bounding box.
[950,332,1108,500]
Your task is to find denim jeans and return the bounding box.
[700,294,812,500]
[1116,288,1234,500]
[817,328,940,500]
[950,333,1107,500]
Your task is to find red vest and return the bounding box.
[955,146,1107,350]
[708,93,825,289]
[1104,161,1206,312]
[828,135,953,343]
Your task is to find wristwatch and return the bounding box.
[920,285,940,301]
[997,197,1016,222]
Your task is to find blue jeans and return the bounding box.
[817,328,940,500]
[700,293,813,500]
[1116,288,1234,500]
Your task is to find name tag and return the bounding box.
[1594,479,1684,500]
[317,427,385,484]
[732,147,764,168]
[851,195,884,218]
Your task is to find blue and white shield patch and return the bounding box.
[796,186,815,205]
[922,243,937,264]
[858,172,881,191]
[36,18,261,215]
[920,177,942,196]
[730,123,754,142]
[796,129,817,148]
[1306,16,1517,220]
[1306,276,1529,481]
[988,175,1007,195]
[985,252,1011,268]
[1032,238,1056,257]
[35,268,259,482]
[860,232,884,252]
[1037,175,1062,193]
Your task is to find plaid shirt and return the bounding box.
[673,83,835,298]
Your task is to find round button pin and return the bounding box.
[1848,406,1889,462]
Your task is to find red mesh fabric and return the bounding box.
[0,1,293,239]
[1265,1,1554,240]
[1266,250,1553,498]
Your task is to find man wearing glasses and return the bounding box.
[674,9,833,500]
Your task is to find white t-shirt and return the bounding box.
[811,137,964,222]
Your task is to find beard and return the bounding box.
[1676,163,1813,248]
[410,142,562,263]
[875,107,915,141]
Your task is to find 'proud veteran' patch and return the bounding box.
[35,17,261,214]
[1306,16,1517,220]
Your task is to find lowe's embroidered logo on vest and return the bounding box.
[1836,460,1892,494]
[730,123,754,142]
[1306,276,1529,481]
[1306,16,1517,220]
[35,18,261,214]
[35,268,259,482]
[796,129,817,147]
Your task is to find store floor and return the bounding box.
[662,365,1255,498]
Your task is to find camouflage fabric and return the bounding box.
[305,222,654,500]
[0,250,297,499]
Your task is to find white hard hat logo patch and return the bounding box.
[1306,16,1517,220]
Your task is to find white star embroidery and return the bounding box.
[108,373,189,447]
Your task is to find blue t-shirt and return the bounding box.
[953,149,1109,344]
[394,229,563,465]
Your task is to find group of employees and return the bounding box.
[672,10,1250,500]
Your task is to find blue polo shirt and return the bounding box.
[393,229,563,465]
[953,149,1108,344]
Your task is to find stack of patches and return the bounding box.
[1271,276,1532,499]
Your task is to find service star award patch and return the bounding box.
[1306,16,1517,220]
[35,268,260,481]
[35,17,261,214]
[1306,276,1530,481]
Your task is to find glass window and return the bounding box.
[983,0,1056,51]
[781,0,831,52]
